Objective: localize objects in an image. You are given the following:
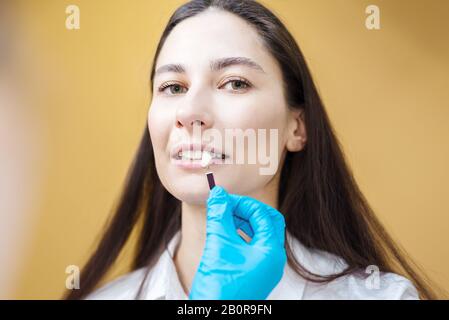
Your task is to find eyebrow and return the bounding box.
[155,56,266,76]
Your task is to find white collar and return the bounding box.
[89,230,418,300]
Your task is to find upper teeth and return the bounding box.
[177,150,224,160]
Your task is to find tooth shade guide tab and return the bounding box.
[201,151,212,168]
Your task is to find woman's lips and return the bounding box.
[170,142,227,159]
[171,156,226,169]
[169,142,229,169]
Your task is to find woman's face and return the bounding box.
[148,9,297,205]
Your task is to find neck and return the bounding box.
[173,175,280,296]
[172,201,206,296]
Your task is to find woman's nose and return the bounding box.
[175,100,213,131]
[175,118,207,130]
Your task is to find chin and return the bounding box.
[162,178,210,205]
[173,188,210,206]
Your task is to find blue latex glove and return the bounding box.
[188,185,287,300]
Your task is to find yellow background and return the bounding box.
[12,0,449,298]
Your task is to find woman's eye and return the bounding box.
[221,79,251,92]
[158,83,187,95]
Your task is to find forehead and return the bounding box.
[156,8,275,73]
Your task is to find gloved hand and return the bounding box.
[188,185,287,300]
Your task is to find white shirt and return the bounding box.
[86,230,420,300]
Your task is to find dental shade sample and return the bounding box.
[200,151,212,168]
[201,152,216,190]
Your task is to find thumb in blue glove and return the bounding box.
[188,185,287,300]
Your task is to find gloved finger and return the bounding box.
[229,193,285,247]
[228,194,278,246]
[233,215,254,239]
[206,186,240,241]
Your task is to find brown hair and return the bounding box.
[65,0,443,299]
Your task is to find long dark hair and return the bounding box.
[65,0,442,299]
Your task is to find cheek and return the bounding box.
[220,96,288,154]
[221,91,287,130]
[214,96,287,194]
[148,104,171,151]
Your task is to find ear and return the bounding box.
[285,108,307,152]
